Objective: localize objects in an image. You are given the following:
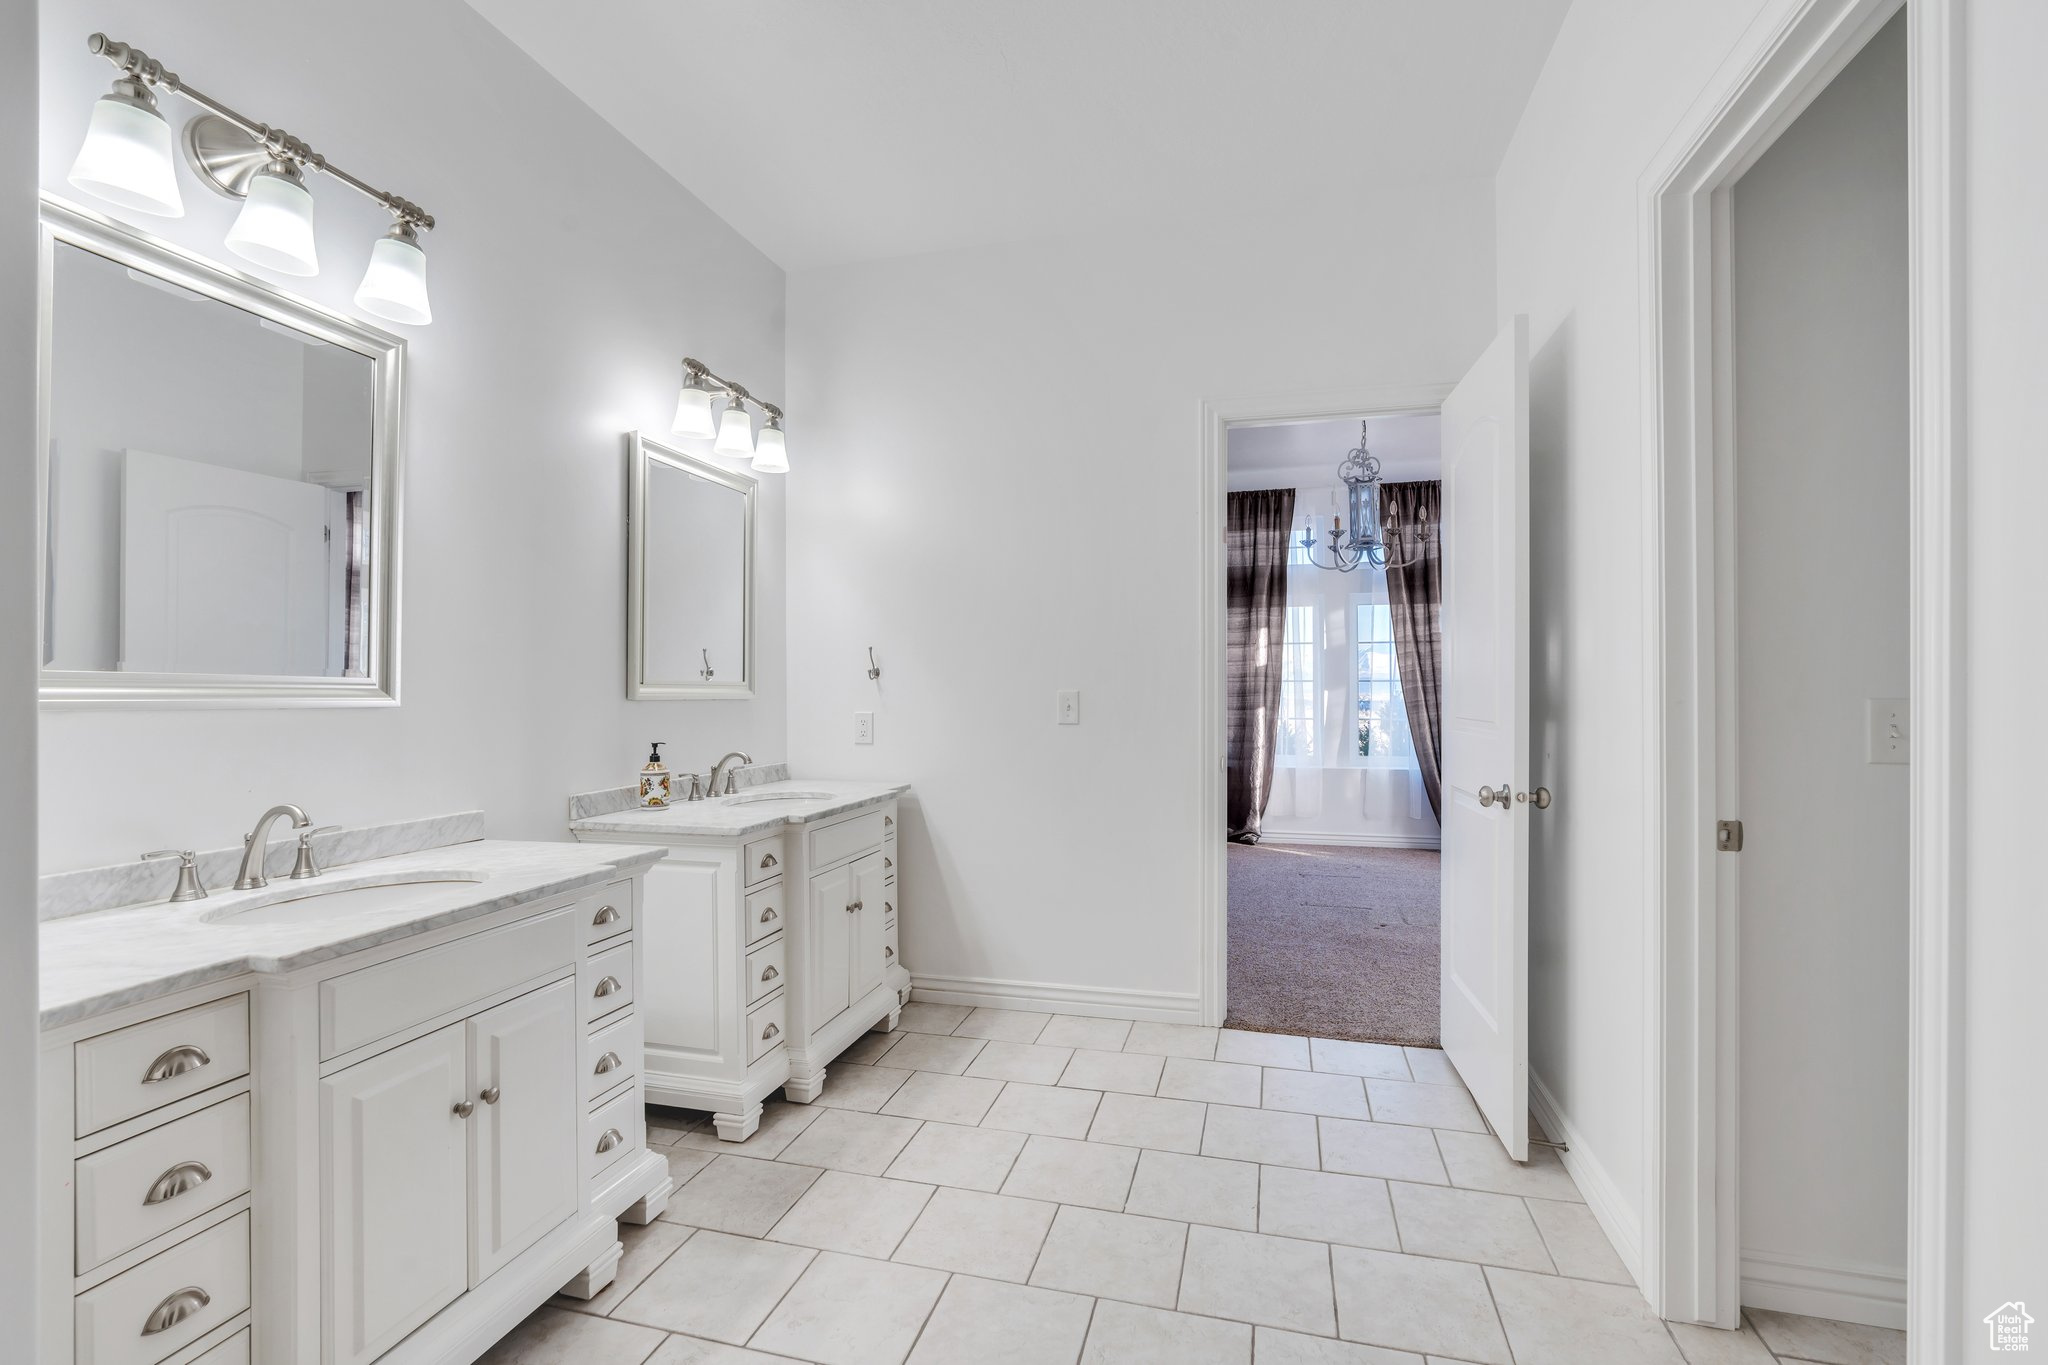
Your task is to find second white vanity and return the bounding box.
[570,776,911,1139]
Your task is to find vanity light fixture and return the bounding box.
[68,34,438,324]
[672,358,788,473]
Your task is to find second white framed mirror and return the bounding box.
[627,431,756,699]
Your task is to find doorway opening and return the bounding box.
[1222,411,1444,1047]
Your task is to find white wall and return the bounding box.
[2,0,40,1333]
[1958,0,2048,1352]
[36,0,787,873]
[785,190,1493,1013]
[1731,15,1907,1318]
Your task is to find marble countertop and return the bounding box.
[569,778,910,839]
[40,839,666,1029]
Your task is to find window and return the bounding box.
[1354,599,1415,764]
[1276,601,1319,762]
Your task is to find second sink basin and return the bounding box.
[721,790,834,806]
[200,871,485,925]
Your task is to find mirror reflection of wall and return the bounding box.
[643,460,748,686]
[44,239,375,678]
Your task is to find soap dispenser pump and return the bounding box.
[640,742,674,809]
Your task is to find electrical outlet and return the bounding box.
[1866,698,1909,764]
[854,711,874,745]
[1057,690,1080,725]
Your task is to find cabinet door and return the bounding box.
[323,1022,469,1365]
[849,852,889,1004]
[469,978,580,1284]
[808,862,855,1027]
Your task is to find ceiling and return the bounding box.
[1228,413,1439,491]
[468,0,1572,272]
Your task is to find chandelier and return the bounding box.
[1296,420,1428,572]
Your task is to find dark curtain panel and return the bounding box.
[1382,480,1444,822]
[1226,488,1295,843]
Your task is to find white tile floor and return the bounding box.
[481,1015,1906,1365]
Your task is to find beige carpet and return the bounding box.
[1225,842,1441,1046]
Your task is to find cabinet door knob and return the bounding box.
[141,1286,211,1336]
[761,1021,781,1041]
[594,1050,622,1074]
[453,1099,475,1118]
[595,1127,624,1154]
[760,964,779,982]
[759,852,779,870]
[480,1086,501,1105]
[142,1044,211,1084]
[142,1160,212,1207]
[594,975,624,997]
[592,903,620,926]
[759,905,778,923]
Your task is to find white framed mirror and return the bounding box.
[627,431,756,699]
[36,197,405,707]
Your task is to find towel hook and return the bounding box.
[700,648,714,681]
[867,647,882,681]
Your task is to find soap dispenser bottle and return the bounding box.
[639,742,674,809]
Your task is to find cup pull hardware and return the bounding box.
[884,946,895,960]
[142,1160,212,1207]
[592,903,620,926]
[142,1044,211,1084]
[760,964,779,982]
[594,1050,622,1074]
[759,852,779,870]
[594,975,624,997]
[596,1127,624,1154]
[761,1022,781,1041]
[759,905,778,923]
[140,1286,210,1336]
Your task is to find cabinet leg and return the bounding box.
[784,1068,827,1104]
[712,1101,764,1141]
[559,1236,625,1300]
[622,1174,674,1226]
[880,1006,902,1033]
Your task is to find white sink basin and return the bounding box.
[200,871,485,925]
[722,790,834,806]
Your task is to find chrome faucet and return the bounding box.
[234,803,312,890]
[706,751,753,797]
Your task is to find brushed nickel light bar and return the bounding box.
[672,358,789,473]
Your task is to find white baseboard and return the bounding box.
[909,972,1204,1024]
[1740,1248,1907,1331]
[1254,829,1441,850]
[1528,1069,1645,1291]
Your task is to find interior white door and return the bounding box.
[120,447,332,675]
[1437,315,1532,1159]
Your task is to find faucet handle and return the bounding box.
[683,773,705,802]
[142,850,207,903]
[291,827,342,881]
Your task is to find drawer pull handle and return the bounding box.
[760,964,779,982]
[594,1050,622,1074]
[885,901,894,914]
[480,1086,501,1105]
[759,852,779,870]
[596,1127,624,1154]
[142,1044,211,1084]
[594,975,624,997]
[141,1286,210,1336]
[759,905,778,924]
[592,903,621,926]
[885,946,895,960]
[884,856,893,869]
[142,1160,212,1206]
[761,1021,781,1042]
[454,1099,475,1118]
[883,815,893,828]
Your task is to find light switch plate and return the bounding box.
[1866,698,1909,764]
[1057,690,1080,725]
[854,711,874,745]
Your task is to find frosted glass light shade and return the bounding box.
[68,83,183,217]
[354,225,432,325]
[225,164,319,276]
[713,399,754,456]
[672,380,717,438]
[751,422,788,473]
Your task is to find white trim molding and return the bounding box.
[1637,0,1960,1348]
[1530,1069,1644,1286]
[1252,830,1442,851]
[1198,383,1455,1027]
[1739,1248,1909,1331]
[908,973,1203,1025]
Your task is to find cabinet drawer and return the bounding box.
[745,883,785,945]
[746,939,787,1006]
[321,908,575,1060]
[884,917,900,976]
[74,1210,250,1365]
[747,995,788,1063]
[191,1329,251,1364]
[742,834,785,887]
[882,810,897,840]
[586,1010,642,1106]
[76,996,250,1139]
[587,1084,641,1180]
[582,940,635,1023]
[76,1093,252,1274]
[809,811,885,869]
[582,878,635,946]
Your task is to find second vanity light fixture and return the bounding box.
[673,357,788,474]
[66,33,437,326]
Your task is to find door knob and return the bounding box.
[1478,784,1512,810]
[1517,787,1552,810]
